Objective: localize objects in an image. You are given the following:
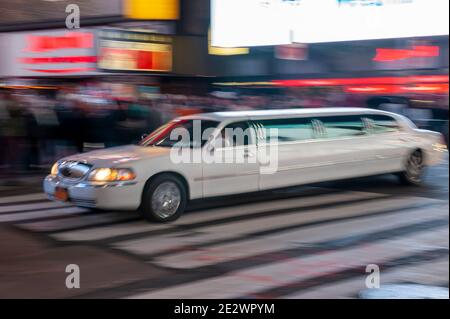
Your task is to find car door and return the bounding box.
[202,121,260,197]
[311,115,377,179]
[257,115,376,190]
[256,116,323,190]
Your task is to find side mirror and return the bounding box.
[141,133,148,140]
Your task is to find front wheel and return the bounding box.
[140,174,187,223]
[397,150,425,186]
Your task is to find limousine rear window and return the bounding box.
[139,119,220,148]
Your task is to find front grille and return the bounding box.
[58,161,92,181]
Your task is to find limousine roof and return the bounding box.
[181,107,398,122]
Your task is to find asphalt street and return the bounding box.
[0,157,448,298]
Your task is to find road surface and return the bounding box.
[0,157,448,298]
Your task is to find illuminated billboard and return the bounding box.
[211,0,449,47]
[98,29,173,72]
[0,29,100,77]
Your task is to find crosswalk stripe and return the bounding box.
[144,202,448,269]
[52,221,177,242]
[114,197,442,261]
[51,190,381,243]
[286,258,449,299]
[240,248,449,299]
[0,207,89,223]
[17,211,140,233]
[178,190,386,226]
[0,193,46,205]
[127,226,448,299]
[0,201,71,214]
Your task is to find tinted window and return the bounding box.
[362,115,399,134]
[220,121,253,147]
[258,118,314,143]
[313,115,366,139]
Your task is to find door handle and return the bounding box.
[243,149,254,158]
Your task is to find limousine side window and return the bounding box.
[313,115,366,139]
[362,115,400,134]
[217,121,253,148]
[257,118,314,143]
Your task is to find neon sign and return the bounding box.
[19,31,97,75]
[373,45,440,62]
[24,32,94,52]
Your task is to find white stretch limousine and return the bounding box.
[44,108,447,222]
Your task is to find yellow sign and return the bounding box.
[124,0,179,20]
[208,30,249,56]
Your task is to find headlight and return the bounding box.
[51,163,59,176]
[88,168,136,182]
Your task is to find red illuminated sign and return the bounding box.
[24,32,94,52]
[345,84,449,94]
[20,56,97,64]
[23,67,97,74]
[99,48,171,72]
[273,75,449,95]
[272,75,449,87]
[18,31,97,75]
[97,29,173,72]
[373,45,440,62]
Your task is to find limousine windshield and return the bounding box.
[139,119,220,148]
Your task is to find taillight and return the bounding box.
[432,135,448,152]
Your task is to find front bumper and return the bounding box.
[43,175,144,210]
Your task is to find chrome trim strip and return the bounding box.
[76,181,138,188]
[194,170,260,182]
[276,156,404,172]
[45,175,137,188]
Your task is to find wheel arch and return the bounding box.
[403,147,424,167]
[141,171,190,207]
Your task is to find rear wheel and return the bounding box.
[398,150,424,186]
[140,174,187,223]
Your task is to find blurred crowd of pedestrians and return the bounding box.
[0,88,260,173]
[0,84,448,175]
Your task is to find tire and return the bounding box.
[140,174,187,223]
[398,150,425,186]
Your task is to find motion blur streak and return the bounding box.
[0,0,448,300]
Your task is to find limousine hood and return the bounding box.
[61,145,171,167]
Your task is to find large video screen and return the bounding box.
[211,0,449,47]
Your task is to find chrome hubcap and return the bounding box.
[406,152,423,183]
[151,182,181,219]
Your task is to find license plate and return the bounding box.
[54,187,69,202]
